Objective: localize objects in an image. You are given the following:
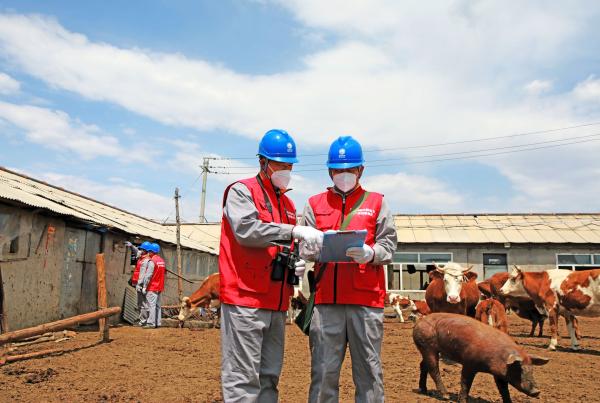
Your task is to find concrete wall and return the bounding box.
[0,203,218,332]
[388,242,600,296]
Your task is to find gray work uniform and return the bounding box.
[221,182,294,403]
[136,257,151,325]
[301,190,397,403]
[140,259,161,327]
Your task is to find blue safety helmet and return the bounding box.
[148,243,160,254]
[326,136,364,169]
[139,241,152,251]
[257,129,299,163]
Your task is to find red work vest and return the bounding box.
[219,176,297,311]
[147,254,166,292]
[131,255,148,285]
[309,187,386,308]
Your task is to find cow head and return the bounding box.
[499,266,529,298]
[433,262,476,304]
[177,296,193,321]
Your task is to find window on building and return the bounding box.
[389,252,453,291]
[483,253,507,279]
[556,254,600,271]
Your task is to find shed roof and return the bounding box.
[394,214,600,244]
[0,167,216,254]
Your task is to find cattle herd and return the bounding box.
[178,264,600,403]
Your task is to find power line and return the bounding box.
[211,131,600,169]
[206,133,600,175]
[218,121,600,160]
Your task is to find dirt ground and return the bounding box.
[1,314,600,403]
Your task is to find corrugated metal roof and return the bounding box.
[0,167,216,254]
[394,214,600,244]
[176,213,600,247]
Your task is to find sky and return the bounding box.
[1,0,600,223]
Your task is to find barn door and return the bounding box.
[60,228,86,318]
[79,231,100,314]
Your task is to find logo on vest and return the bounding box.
[355,208,375,217]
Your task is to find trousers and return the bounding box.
[309,304,384,403]
[146,291,162,327]
[220,303,286,403]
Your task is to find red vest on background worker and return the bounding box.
[147,254,166,292]
[131,255,148,286]
[309,186,385,308]
[219,176,297,311]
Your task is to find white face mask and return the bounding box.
[270,169,291,189]
[333,172,357,193]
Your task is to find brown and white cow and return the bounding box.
[425,263,479,317]
[500,266,598,350]
[475,298,508,333]
[387,293,431,322]
[288,288,308,324]
[482,272,548,337]
[178,273,220,326]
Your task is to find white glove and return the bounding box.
[346,244,375,264]
[295,259,306,277]
[125,241,132,247]
[141,287,147,295]
[292,226,324,248]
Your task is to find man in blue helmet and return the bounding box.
[219,129,324,402]
[126,240,152,326]
[300,136,397,402]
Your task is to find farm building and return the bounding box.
[180,213,600,299]
[0,167,218,332]
[389,214,600,299]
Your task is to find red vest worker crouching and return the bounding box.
[308,187,386,308]
[147,254,165,292]
[219,176,297,311]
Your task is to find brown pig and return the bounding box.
[413,313,549,403]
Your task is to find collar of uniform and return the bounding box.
[327,185,364,199]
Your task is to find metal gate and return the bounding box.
[59,228,101,319]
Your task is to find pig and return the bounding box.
[413,313,549,403]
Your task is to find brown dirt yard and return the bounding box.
[1,315,599,402]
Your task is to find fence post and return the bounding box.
[96,253,110,342]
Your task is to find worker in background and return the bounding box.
[139,242,166,329]
[126,240,152,326]
[219,129,323,402]
[300,136,397,402]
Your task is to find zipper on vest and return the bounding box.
[333,194,347,304]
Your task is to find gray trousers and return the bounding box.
[137,290,148,325]
[309,304,384,403]
[221,303,286,403]
[146,291,162,327]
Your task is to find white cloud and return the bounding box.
[1,8,600,213]
[524,80,553,96]
[573,75,600,101]
[362,172,463,212]
[0,100,138,160]
[0,71,19,94]
[33,172,174,220]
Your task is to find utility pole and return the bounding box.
[199,157,210,223]
[174,188,183,301]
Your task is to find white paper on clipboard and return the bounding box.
[319,229,368,263]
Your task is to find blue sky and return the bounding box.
[1,1,600,222]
